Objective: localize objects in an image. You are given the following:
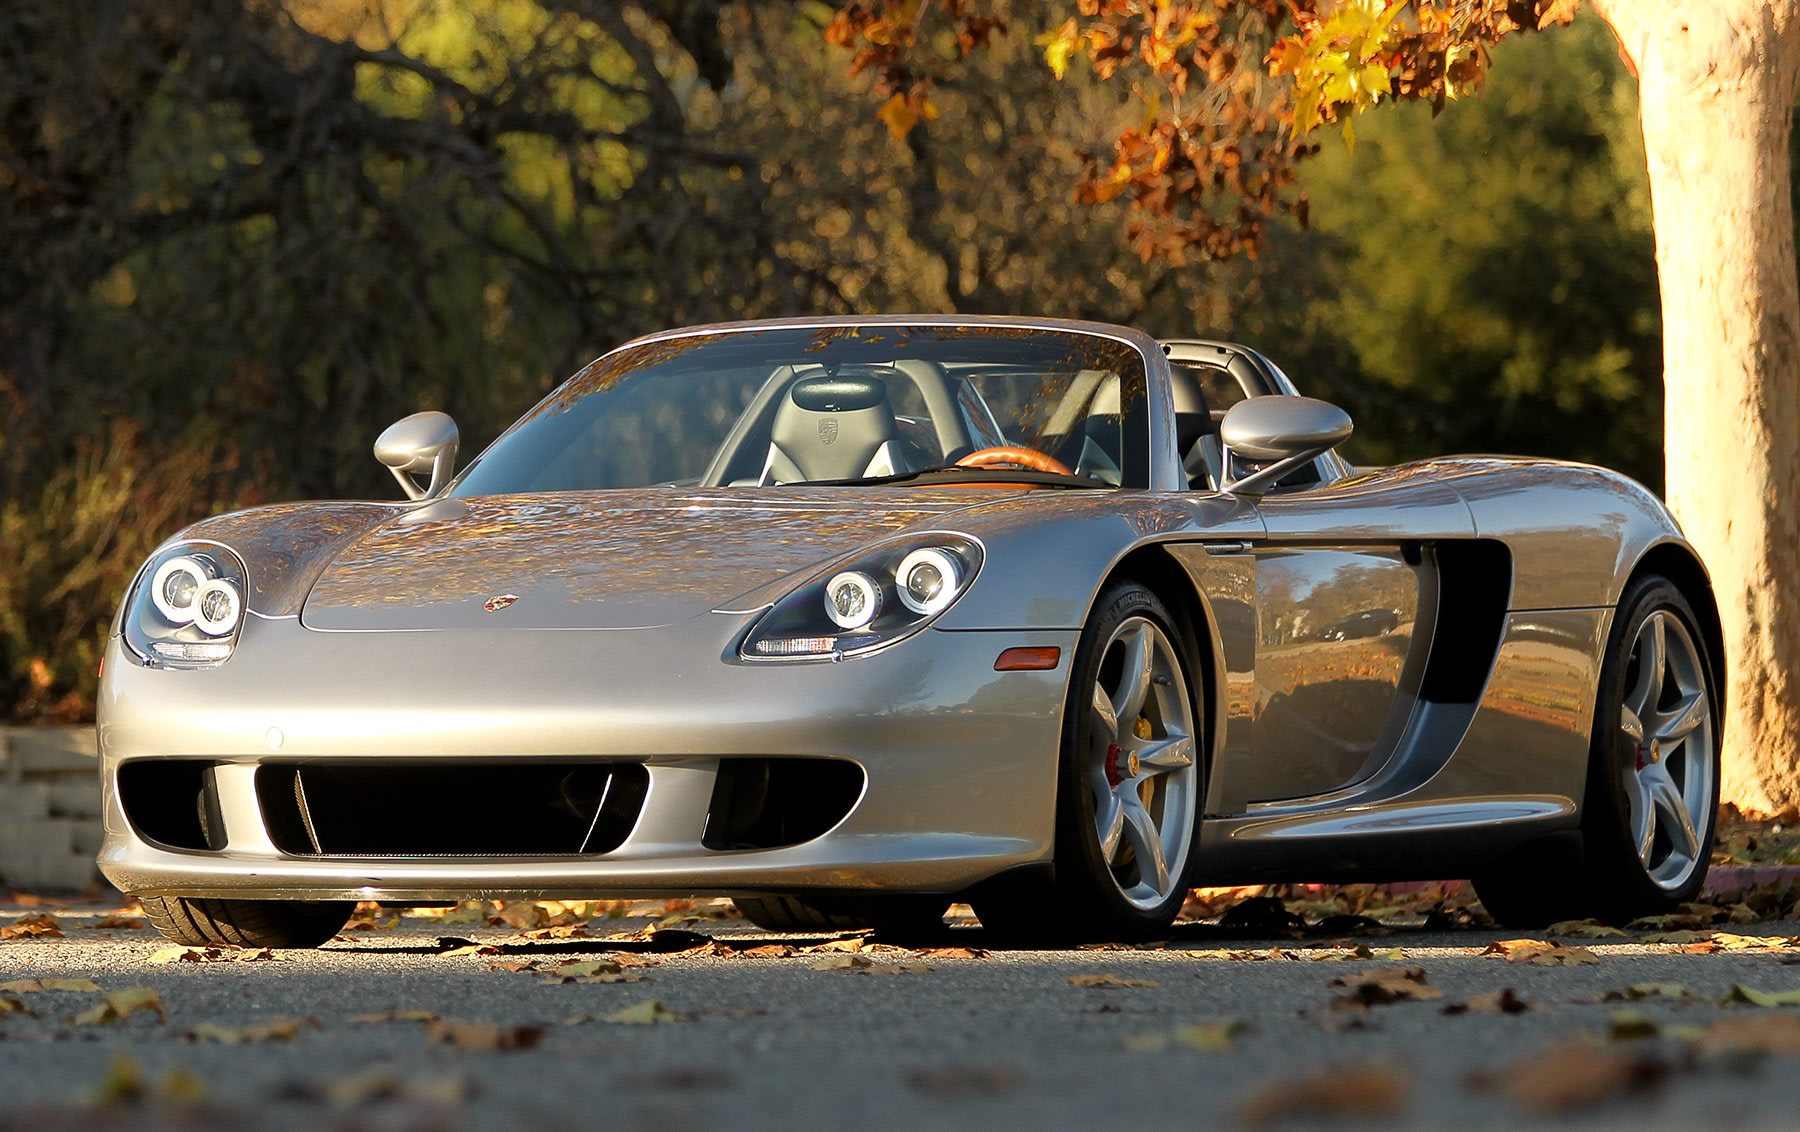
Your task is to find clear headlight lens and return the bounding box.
[123,542,250,667]
[741,535,982,661]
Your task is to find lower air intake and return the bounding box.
[702,757,865,851]
[256,762,648,857]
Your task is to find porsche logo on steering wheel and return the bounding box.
[484,594,519,612]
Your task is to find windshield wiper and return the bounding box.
[809,466,1111,489]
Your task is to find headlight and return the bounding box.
[741,535,983,661]
[123,542,250,667]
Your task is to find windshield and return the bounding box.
[449,325,1150,496]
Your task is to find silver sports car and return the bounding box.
[97,316,1723,947]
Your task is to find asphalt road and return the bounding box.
[5,896,1800,1130]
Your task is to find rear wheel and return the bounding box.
[975,583,1202,942]
[734,894,950,943]
[139,895,355,949]
[1475,575,1719,926]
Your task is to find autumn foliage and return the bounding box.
[826,0,1580,261]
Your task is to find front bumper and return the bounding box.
[97,612,1075,900]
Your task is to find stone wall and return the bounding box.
[0,727,103,892]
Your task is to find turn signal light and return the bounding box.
[994,647,1061,671]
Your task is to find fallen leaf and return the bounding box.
[90,915,148,930]
[1238,1063,1408,1125]
[554,960,622,977]
[1443,988,1531,1015]
[423,1018,545,1051]
[812,954,873,971]
[430,906,489,925]
[1547,919,1629,939]
[1627,913,1705,932]
[1599,983,1693,1002]
[905,1066,1021,1098]
[147,945,273,964]
[186,1018,303,1044]
[1,913,64,939]
[0,995,37,1017]
[350,1009,439,1024]
[1638,931,1712,945]
[488,960,538,973]
[40,978,102,992]
[808,937,870,954]
[1069,973,1159,988]
[915,947,989,960]
[0,979,44,993]
[1471,1041,1669,1112]
[521,925,593,940]
[738,944,798,958]
[540,972,649,985]
[75,987,167,1026]
[1482,939,1599,965]
[1712,932,1794,950]
[318,1068,472,1107]
[1609,1011,1661,1040]
[1721,984,1800,1008]
[439,944,502,958]
[1328,967,1444,1010]
[489,901,548,930]
[570,999,685,1025]
[1694,1013,1800,1057]
[1124,1020,1248,1052]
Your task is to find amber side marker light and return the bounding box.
[994,646,1061,671]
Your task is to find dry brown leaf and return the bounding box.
[488,960,538,973]
[1238,1063,1408,1126]
[916,947,990,960]
[808,937,870,954]
[1721,984,1800,1007]
[1069,973,1159,988]
[1,913,64,939]
[1608,1011,1660,1040]
[488,901,548,931]
[1638,930,1712,944]
[90,1052,204,1107]
[812,954,874,971]
[0,980,42,994]
[738,944,798,958]
[40,978,102,992]
[1123,1020,1248,1052]
[90,915,148,930]
[521,925,593,941]
[1482,939,1599,965]
[439,944,502,958]
[1711,932,1794,950]
[1694,1013,1800,1057]
[147,945,273,964]
[1443,988,1531,1015]
[0,995,36,1017]
[1471,1041,1668,1112]
[75,987,167,1026]
[1327,967,1444,1010]
[1546,919,1629,939]
[1599,983,1693,1002]
[350,1009,439,1024]
[423,1018,545,1051]
[321,1068,472,1107]
[540,972,649,985]
[566,999,685,1025]
[904,1066,1021,1098]
[1627,913,1706,932]
[185,1018,303,1044]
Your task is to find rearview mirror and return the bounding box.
[374,411,460,501]
[1218,396,1352,495]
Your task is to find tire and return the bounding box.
[734,894,950,943]
[139,895,355,949]
[974,582,1203,942]
[1474,574,1720,927]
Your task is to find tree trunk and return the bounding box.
[1592,0,1800,814]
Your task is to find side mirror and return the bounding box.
[374,411,460,501]
[1218,396,1352,495]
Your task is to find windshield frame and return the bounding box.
[446,316,1172,497]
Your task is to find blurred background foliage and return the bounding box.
[0,1,1664,720]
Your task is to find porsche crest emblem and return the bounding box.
[484,594,519,612]
[818,417,839,445]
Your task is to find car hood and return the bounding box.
[299,488,996,631]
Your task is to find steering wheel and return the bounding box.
[954,446,1076,476]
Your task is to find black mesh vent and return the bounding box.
[255,762,648,857]
[702,758,865,851]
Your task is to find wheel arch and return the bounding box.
[1090,544,1221,779]
[1628,541,1727,719]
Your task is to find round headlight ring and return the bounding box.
[896,547,962,615]
[192,578,243,637]
[824,571,881,630]
[150,557,209,624]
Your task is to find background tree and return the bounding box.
[825,0,1800,815]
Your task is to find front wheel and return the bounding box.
[1475,575,1719,926]
[975,583,1203,941]
[139,895,355,949]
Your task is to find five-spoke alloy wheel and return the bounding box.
[976,582,1203,940]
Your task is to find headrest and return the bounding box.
[767,372,899,482]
